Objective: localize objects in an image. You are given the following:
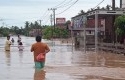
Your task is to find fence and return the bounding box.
[98,43,125,55]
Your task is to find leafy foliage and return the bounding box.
[43,26,53,39]
[115,15,125,36]
[0,21,42,36]
[0,20,69,38]
[43,26,69,39]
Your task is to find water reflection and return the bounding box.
[5,51,11,66]
[1,36,125,80]
[19,50,23,64]
[71,51,125,68]
[34,69,46,80]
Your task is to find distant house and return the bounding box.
[29,29,42,37]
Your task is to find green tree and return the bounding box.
[60,28,68,38]
[43,26,69,39]
[24,21,30,36]
[43,26,53,39]
[114,15,125,43]
[0,27,10,36]
[115,15,125,36]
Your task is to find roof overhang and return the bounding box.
[69,28,95,31]
[87,10,125,18]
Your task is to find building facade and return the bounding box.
[71,9,125,48]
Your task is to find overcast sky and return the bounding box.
[0,0,120,27]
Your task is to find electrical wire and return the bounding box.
[54,0,67,8]
[93,0,105,9]
[41,10,48,18]
[55,0,73,8]
[42,17,50,25]
[41,10,51,20]
[56,0,79,15]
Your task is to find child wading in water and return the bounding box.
[5,36,11,51]
[18,42,24,51]
[17,35,21,45]
[11,38,14,43]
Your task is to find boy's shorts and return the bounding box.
[35,62,45,69]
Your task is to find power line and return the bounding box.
[56,0,79,15]
[93,0,105,9]
[42,17,50,25]
[41,10,51,20]
[41,10,48,17]
[55,0,73,8]
[54,0,67,8]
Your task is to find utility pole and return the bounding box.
[50,14,53,39]
[48,8,57,39]
[112,0,116,43]
[83,17,87,53]
[39,20,42,27]
[37,20,42,35]
[112,0,115,10]
[39,20,42,36]
[37,20,42,26]
[95,11,98,53]
[48,8,56,46]
[48,8,57,29]
[50,14,53,27]
[120,0,122,8]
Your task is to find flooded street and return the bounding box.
[0,36,125,80]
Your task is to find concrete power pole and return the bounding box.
[39,20,42,26]
[53,8,56,29]
[48,8,57,29]
[37,20,42,35]
[48,8,56,46]
[39,20,42,35]
[120,0,122,8]
[112,0,115,10]
[50,14,53,27]
[112,0,116,43]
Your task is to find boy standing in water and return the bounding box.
[5,36,11,51]
[17,35,21,44]
[11,38,14,43]
[31,35,50,69]
[18,42,24,51]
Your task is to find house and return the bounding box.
[71,13,95,48]
[29,29,42,37]
[71,9,125,48]
[87,9,125,43]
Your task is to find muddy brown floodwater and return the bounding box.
[0,36,125,80]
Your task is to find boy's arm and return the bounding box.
[31,45,34,52]
[7,41,11,45]
[44,45,50,54]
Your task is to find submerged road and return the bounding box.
[0,36,125,80]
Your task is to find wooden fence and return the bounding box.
[98,43,125,54]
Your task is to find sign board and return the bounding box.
[56,18,66,24]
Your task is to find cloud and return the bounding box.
[0,0,120,27]
[0,0,56,7]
